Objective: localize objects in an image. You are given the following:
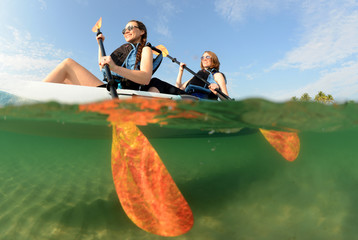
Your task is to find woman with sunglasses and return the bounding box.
[148,51,229,100]
[43,20,153,90]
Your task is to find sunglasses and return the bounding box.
[201,55,212,60]
[122,25,139,35]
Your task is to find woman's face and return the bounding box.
[122,21,144,43]
[201,52,212,69]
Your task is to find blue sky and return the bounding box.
[1,0,358,102]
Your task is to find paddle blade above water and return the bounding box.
[153,45,169,57]
[111,122,194,236]
[259,129,300,162]
[92,17,102,32]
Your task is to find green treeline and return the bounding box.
[291,91,335,104]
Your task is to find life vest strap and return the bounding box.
[146,42,163,74]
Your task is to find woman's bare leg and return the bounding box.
[43,58,103,86]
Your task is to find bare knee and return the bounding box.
[43,58,78,84]
[61,58,77,67]
[148,86,160,93]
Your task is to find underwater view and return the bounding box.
[1,94,358,240]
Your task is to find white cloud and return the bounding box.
[155,21,171,38]
[38,0,47,10]
[294,60,358,101]
[0,72,46,82]
[0,27,71,82]
[264,59,358,102]
[266,0,358,101]
[214,0,289,22]
[215,1,358,72]
[272,2,358,70]
[146,0,176,37]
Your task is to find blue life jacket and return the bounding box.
[102,42,163,90]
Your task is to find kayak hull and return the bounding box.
[0,80,182,105]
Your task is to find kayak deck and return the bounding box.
[0,80,183,105]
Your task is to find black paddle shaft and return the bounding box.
[97,30,118,99]
[165,54,232,101]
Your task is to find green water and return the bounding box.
[0,99,358,239]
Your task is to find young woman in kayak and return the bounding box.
[43,20,154,90]
[147,51,229,100]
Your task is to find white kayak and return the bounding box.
[0,80,184,105]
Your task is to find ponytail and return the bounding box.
[129,20,147,69]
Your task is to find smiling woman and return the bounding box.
[42,20,155,91]
[146,50,229,100]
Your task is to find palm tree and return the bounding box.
[291,91,335,104]
[300,93,311,102]
[314,91,327,103]
[326,94,334,103]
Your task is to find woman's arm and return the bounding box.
[181,80,190,90]
[209,73,229,96]
[176,63,185,89]
[100,46,153,85]
[176,63,192,90]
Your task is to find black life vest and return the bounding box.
[102,42,163,90]
[185,69,224,100]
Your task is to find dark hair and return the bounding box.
[200,51,220,71]
[129,20,147,69]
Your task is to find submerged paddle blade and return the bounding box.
[154,45,169,57]
[259,129,300,162]
[79,98,202,236]
[92,17,102,32]
[111,122,194,236]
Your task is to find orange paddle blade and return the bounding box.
[79,99,198,236]
[259,129,300,162]
[111,122,194,236]
[153,45,169,57]
[92,17,102,32]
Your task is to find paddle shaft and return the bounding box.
[162,52,232,101]
[97,29,118,99]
